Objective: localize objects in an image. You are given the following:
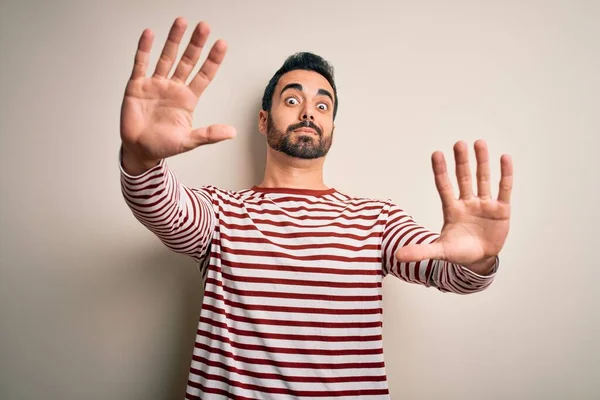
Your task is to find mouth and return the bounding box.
[293,128,318,135]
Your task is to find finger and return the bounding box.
[172,22,211,83]
[431,151,456,208]
[497,154,513,203]
[454,141,474,200]
[188,124,237,148]
[474,139,492,200]
[395,242,445,263]
[189,39,228,97]
[131,29,154,79]
[153,17,187,78]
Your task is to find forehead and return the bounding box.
[275,70,334,99]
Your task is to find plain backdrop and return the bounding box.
[1,0,599,399]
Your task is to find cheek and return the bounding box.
[319,118,334,135]
[271,106,296,127]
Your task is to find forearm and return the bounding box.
[427,258,498,294]
[383,205,496,294]
[119,148,216,260]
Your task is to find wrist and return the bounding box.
[464,256,497,276]
[121,145,160,176]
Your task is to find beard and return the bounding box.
[266,114,333,160]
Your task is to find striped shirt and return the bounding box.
[120,157,497,400]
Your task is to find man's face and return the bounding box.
[262,70,335,160]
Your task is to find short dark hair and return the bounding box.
[261,52,339,119]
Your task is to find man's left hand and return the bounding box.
[395,140,513,274]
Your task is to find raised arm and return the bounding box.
[119,18,235,263]
[382,140,512,294]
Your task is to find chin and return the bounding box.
[295,134,316,143]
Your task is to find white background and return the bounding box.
[1,0,598,398]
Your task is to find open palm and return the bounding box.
[120,18,235,167]
[396,140,513,267]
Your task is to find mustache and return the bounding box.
[286,120,322,136]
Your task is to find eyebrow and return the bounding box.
[280,82,334,103]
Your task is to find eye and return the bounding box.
[317,102,329,111]
[285,97,299,105]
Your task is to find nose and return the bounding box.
[300,104,315,121]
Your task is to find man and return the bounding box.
[119,17,513,400]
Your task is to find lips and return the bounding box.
[294,128,318,135]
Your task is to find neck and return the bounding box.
[257,146,328,190]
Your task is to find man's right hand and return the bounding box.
[120,17,236,175]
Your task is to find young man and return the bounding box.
[119,17,513,400]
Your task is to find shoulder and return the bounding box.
[332,190,415,221]
[331,188,390,204]
[191,185,263,202]
[329,189,396,211]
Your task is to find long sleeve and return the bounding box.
[381,202,498,294]
[119,152,216,265]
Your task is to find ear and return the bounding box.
[258,110,268,136]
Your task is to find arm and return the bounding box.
[381,203,498,294]
[389,140,513,293]
[117,18,235,263]
[119,147,216,263]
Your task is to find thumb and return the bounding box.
[395,242,445,263]
[190,124,237,147]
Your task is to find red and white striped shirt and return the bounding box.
[120,157,497,400]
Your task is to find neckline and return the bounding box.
[250,186,337,196]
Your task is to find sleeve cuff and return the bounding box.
[459,256,500,280]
